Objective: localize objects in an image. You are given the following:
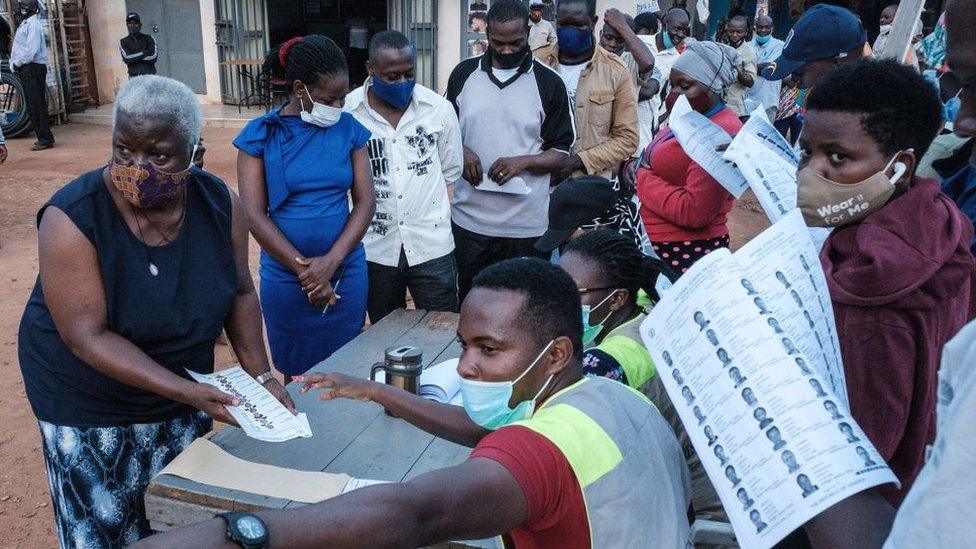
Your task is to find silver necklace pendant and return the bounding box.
[149,262,159,276]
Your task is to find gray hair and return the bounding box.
[112,75,202,154]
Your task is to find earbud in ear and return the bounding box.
[890,161,908,184]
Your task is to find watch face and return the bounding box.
[236,515,267,540]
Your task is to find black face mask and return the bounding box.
[490,45,530,70]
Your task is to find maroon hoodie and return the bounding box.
[821,177,975,506]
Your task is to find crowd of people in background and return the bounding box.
[11,0,976,546]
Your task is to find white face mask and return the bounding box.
[299,87,342,128]
[879,24,892,34]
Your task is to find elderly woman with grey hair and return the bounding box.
[636,40,743,273]
[17,75,295,548]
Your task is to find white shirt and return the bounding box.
[491,65,520,84]
[557,61,587,107]
[345,80,463,267]
[10,14,47,69]
[650,36,690,123]
[884,319,976,547]
[528,18,556,50]
[745,37,785,114]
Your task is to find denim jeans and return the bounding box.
[452,222,550,302]
[366,249,459,323]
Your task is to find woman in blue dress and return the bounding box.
[235,35,375,377]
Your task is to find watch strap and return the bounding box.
[255,372,277,386]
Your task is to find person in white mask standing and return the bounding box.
[137,258,692,548]
[234,35,376,378]
[798,58,974,507]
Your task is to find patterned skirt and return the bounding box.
[652,234,731,274]
[38,411,211,548]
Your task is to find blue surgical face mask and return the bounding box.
[459,340,555,430]
[755,34,771,45]
[557,26,594,56]
[944,93,961,125]
[372,77,415,110]
[581,290,619,347]
[662,31,675,50]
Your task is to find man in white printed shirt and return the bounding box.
[345,31,464,323]
[10,0,54,150]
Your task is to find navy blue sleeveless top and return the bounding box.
[18,167,238,426]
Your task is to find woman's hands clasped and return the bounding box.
[296,254,343,308]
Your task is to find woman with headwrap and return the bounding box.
[634,41,743,273]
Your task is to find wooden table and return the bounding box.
[145,309,498,548]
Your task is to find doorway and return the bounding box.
[125,0,207,93]
[267,0,388,88]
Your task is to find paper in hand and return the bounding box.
[639,216,895,549]
[187,367,312,442]
[476,174,531,195]
[668,95,749,198]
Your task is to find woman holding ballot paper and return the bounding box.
[635,40,743,274]
[16,76,295,548]
[798,59,974,506]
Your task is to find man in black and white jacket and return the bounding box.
[119,12,157,78]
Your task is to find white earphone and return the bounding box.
[890,161,908,184]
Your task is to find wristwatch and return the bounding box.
[219,512,269,549]
[255,371,277,386]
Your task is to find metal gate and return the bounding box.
[214,0,268,105]
[214,0,434,105]
[389,0,437,90]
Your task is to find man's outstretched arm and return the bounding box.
[133,457,527,549]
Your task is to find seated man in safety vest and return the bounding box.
[136,258,691,548]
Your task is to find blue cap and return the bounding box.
[763,4,867,81]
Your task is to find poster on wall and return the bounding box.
[468,8,488,32]
[468,39,488,58]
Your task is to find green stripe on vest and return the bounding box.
[514,403,623,488]
[597,334,656,389]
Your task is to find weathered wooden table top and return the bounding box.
[146,309,497,547]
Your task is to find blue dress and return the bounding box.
[234,107,371,376]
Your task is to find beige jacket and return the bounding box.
[534,43,639,177]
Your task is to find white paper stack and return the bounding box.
[418,358,463,405]
[187,367,312,442]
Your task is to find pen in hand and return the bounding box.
[322,264,347,316]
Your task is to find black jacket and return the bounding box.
[119,32,157,76]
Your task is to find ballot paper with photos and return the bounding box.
[668,95,749,198]
[639,212,891,549]
[187,367,312,442]
[723,108,833,249]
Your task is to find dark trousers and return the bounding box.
[774,114,802,146]
[452,222,549,303]
[366,250,459,324]
[17,63,54,146]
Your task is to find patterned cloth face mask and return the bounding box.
[109,143,198,209]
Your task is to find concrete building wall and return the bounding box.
[86,0,222,104]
